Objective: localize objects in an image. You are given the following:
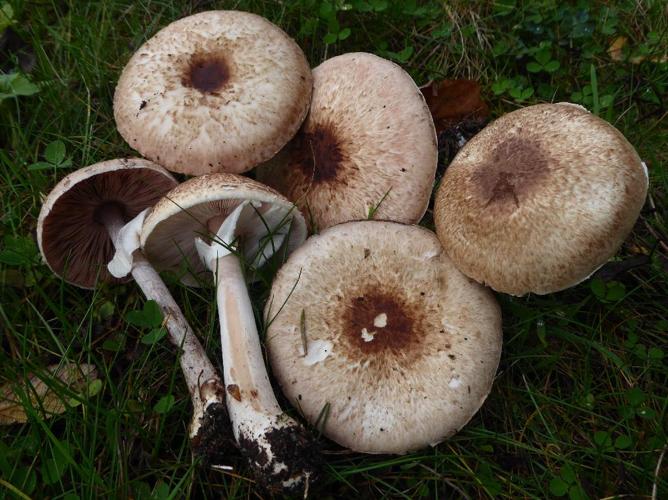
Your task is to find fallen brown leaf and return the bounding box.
[608,36,628,62]
[0,363,98,424]
[420,79,490,134]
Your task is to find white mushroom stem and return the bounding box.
[100,207,227,446]
[195,202,316,492]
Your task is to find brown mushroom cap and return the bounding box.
[37,159,177,289]
[257,52,437,231]
[114,10,313,175]
[434,103,649,296]
[141,173,307,282]
[265,221,502,454]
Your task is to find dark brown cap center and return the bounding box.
[472,137,550,209]
[294,125,344,183]
[343,289,419,355]
[183,55,230,94]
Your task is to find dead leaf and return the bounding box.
[0,363,98,424]
[608,36,628,62]
[608,36,667,64]
[420,79,490,134]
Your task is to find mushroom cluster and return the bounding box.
[35,7,649,496]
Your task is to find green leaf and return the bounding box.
[338,28,351,41]
[599,94,614,108]
[545,60,561,72]
[593,430,612,449]
[636,407,656,419]
[526,61,543,73]
[318,1,335,19]
[433,23,453,39]
[154,395,175,414]
[549,477,569,496]
[323,32,338,45]
[126,300,163,329]
[520,87,534,99]
[0,3,14,32]
[42,458,67,485]
[9,74,40,97]
[590,277,606,300]
[568,484,589,500]
[369,0,388,12]
[353,1,372,13]
[605,281,626,301]
[648,347,664,360]
[393,45,414,63]
[102,335,125,352]
[614,434,633,449]
[44,140,66,165]
[626,387,645,406]
[152,481,170,500]
[535,49,552,66]
[141,328,167,345]
[560,464,577,484]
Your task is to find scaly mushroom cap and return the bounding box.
[257,52,437,231]
[434,103,649,296]
[265,221,502,454]
[141,173,307,282]
[114,10,313,175]
[37,159,177,289]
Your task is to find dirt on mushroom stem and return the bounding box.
[100,205,233,464]
[213,251,320,492]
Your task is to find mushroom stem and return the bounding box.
[213,252,318,493]
[101,207,230,464]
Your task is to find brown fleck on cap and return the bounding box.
[265,221,502,454]
[257,52,437,231]
[37,159,177,289]
[114,11,313,175]
[434,103,649,296]
[141,173,307,283]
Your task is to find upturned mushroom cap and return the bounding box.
[434,103,649,296]
[264,221,502,454]
[257,52,437,231]
[114,10,312,175]
[141,174,307,282]
[37,159,177,289]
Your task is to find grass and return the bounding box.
[1,0,667,498]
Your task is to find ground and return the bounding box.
[0,1,667,498]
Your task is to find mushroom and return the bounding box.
[257,52,437,231]
[433,103,649,296]
[36,158,231,465]
[141,174,318,493]
[114,10,313,175]
[264,220,502,454]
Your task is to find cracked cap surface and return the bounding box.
[265,220,502,454]
[114,10,312,175]
[434,103,648,296]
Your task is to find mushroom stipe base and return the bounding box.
[238,422,321,494]
[190,402,234,466]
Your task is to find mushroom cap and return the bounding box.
[114,10,313,175]
[264,221,502,454]
[37,158,178,289]
[141,173,307,283]
[434,103,649,296]
[257,52,437,231]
